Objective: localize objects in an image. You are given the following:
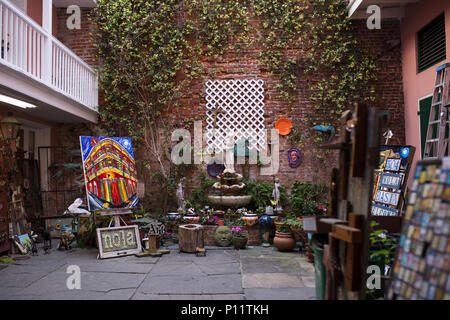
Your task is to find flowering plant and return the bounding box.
[162,232,173,240]
[301,199,327,216]
[231,227,247,238]
[201,215,219,225]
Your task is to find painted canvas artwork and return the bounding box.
[80,136,140,211]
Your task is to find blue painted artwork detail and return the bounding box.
[379,173,403,190]
[371,204,399,216]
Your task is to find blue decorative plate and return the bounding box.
[207,163,225,177]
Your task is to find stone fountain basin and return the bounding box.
[208,195,252,207]
[212,182,246,195]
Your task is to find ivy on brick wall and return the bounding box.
[93,0,376,207]
[94,0,375,143]
[254,0,376,130]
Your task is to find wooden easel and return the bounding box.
[100,208,131,227]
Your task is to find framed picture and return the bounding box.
[96,225,142,259]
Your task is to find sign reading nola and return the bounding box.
[97,225,142,259]
[205,79,266,154]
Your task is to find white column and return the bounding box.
[42,0,52,83]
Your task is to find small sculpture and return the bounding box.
[223,133,235,174]
[65,198,90,215]
[272,178,283,214]
[57,232,74,251]
[215,226,232,247]
[176,178,186,214]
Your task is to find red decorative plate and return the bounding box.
[275,118,293,136]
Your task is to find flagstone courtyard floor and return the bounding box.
[0,243,316,300]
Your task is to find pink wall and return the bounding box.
[401,0,450,175]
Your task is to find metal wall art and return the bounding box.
[287,147,301,168]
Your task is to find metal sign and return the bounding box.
[374,190,400,206]
[385,158,401,172]
[379,172,403,190]
[97,225,142,259]
[371,203,399,216]
[148,223,165,236]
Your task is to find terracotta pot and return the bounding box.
[274,221,286,231]
[232,236,248,249]
[273,231,296,252]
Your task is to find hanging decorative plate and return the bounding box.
[275,118,293,136]
[287,148,301,168]
[207,163,225,177]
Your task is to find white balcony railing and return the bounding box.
[0,0,98,110]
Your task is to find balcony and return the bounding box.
[0,0,98,122]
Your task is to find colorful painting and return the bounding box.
[80,136,140,211]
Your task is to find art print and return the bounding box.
[80,136,141,211]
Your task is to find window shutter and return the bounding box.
[418,13,446,73]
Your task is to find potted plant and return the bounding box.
[200,215,219,226]
[231,227,248,249]
[273,222,296,252]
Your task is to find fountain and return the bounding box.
[208,134,252,208]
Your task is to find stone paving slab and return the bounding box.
[244,288,316,300]
[137,273,243,295]
[242,273,304,288]
[0,244,316,300]
[132,293,245,300]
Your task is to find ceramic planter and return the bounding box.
[232,236,248,249]
[273,231,296,252]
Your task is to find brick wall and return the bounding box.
[55,9,406,212]
[56,8,97,68]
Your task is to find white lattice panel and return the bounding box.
[205,79,266,154]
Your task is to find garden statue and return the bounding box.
[224,132,235,173]
[207,133,252,208]
[272,178,283,214]
[176,178,186,214]
[215,226,232,247]
[65,198,90,215]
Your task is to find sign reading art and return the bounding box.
[97,225,142,259]
[148,223,165,236]
[80,136,141,211]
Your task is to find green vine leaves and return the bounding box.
[93,0,376,150]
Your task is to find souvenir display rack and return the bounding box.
[389,159,450,300]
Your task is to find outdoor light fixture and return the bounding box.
[0,94,37,109]
[0,112,21,140]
